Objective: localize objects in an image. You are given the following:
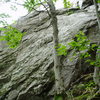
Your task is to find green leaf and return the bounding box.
[0,26,25,48]
[53,0,58,2]
[57,44,67,56]
[97,0,100,3]
[91,44,97,51]
[85,59,91,63]
[0,13,10,18]
[90,61,95,66]
[54,95,63,100]
[63,0,73,8]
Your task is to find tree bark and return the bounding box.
[93,45,100,88]
[93,0,100,29]
[93,0,100,89]
[47,0,64,94]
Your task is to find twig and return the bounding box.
[38,0,51,18]
[69,73,93,90]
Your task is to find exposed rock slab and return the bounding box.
[0,5,100,100]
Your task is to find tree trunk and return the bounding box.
[47,0,64,95]
[93,65,100,88]
[93,0,100,29]
[93,0,100,89]
[93,45,100,88]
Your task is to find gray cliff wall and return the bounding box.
[0,2,100,100]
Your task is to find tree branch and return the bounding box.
[38,0,51,17]
[93,0,100,30]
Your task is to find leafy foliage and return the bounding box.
[0,21,8,26]
[68,31,90,51]
[0,13,10,26]
[23,0,56,12]
[0,26,25,48]
[54,95,63,100]
[57,44,67,56]
[96,0,100,3]
[67,11,74,15]
[57,31,100,67]
[66,74,98,100]
[24,0,40,12]
[24,0,73,12]
[63,0,73,8]
[0,13,10,18]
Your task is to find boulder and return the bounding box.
[0,5,99,100]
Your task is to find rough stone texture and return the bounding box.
[0,5,100,100]
[81,0,93,9]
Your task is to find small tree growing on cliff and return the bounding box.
[47,0,64,96]
[24,0,71,98]
[0,0,73,99]
[93,0,100,89]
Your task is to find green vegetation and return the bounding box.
[66,73,99,100]
[54,74,99,100]
[0,13,10,18]
[0,13,10,26]
[67,11,74,15]
[54,95,63,100]
[57,31,100,67]
[0,0,100,100]
[24,0,41,12]
[0,26,25,48]
[57,31,100,99]
[24,0,73,12]
[57,44,67,56]
[63,0,73,8]
[97,0,100,3]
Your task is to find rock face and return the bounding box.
[0,5,100,100]
[81,0,93,9]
